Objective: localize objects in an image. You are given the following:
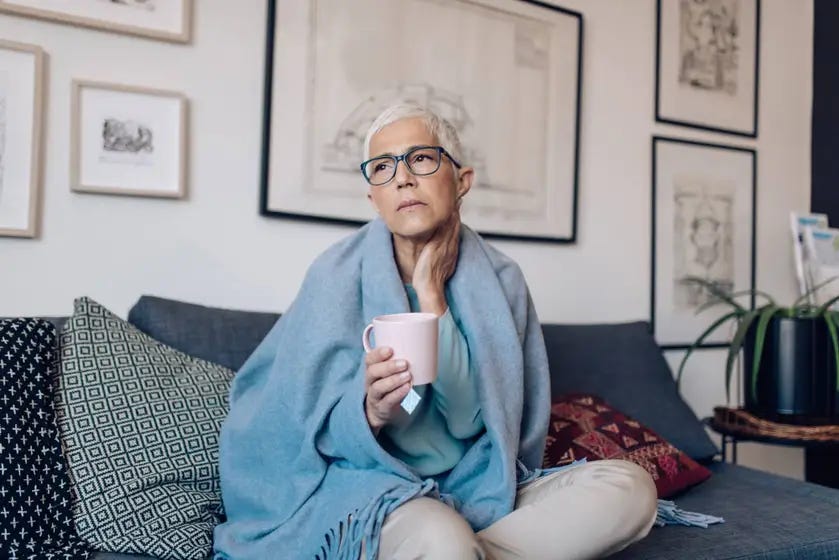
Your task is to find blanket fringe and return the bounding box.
[316,479,437,560]
[515,457,588,487]
[655,499,724,528]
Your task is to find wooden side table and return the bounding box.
[707,407,839,489]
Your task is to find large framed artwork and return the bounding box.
[0,0,192,43]
[0,39,45,238]
[71,80,188,199]
[656,0,760,137]
[651,136,756,349]
[260,0,583,243]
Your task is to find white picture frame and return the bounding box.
[651,136,757,349]
[656,0,760,138]
[0,0,192,43]
[260,0,583,243]
[71,80,188,199]
[0,39,45,238]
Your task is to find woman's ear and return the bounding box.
[456,167,474,201]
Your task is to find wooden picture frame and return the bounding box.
[0,0,193,43]
[0,39,45,238]
[71,79,188,199]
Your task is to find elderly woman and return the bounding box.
[214,104,657,559]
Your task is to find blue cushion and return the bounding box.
[541,321,719,461]
[127,296,280,372]
[613,462,839,559]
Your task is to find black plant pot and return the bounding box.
[743,316,839,424]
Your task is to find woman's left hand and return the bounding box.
[413,211,460,316]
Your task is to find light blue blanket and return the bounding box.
[214,218,551,559]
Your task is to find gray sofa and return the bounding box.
[45,296,839,559]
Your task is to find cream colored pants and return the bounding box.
[371,459,658,560]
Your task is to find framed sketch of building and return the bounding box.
[656,0,759,137]
[71,80,188,199]
[651,136,756,349]
[260,0,583,243]
[0,0,192,43]
[0,40,45,238]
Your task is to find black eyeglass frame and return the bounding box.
[359,145,462,186]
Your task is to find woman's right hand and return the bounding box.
[364,346,412,434]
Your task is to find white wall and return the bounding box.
[0,0,813,477]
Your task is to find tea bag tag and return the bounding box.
[400,387,421,414]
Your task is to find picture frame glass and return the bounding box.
[264,0,581,242]
[0,0,187,37]
[653,138,756,347]
[76,84,184,197]
[0,44,39,236]
[657,0,759,136]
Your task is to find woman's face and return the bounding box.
[366,117,472,242]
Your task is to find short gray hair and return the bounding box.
[363,103,465,164]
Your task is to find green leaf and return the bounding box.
[815,293,839,316]
[676,310,740,390]
[724,309,760,404]
[679,276,747,314]
[693,288,774,315]
[824,312,839,395]
[751,306,781,403]
[793,276,839,308]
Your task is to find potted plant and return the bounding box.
[676,277,839,424]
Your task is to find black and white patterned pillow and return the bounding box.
[0,318,92,560]
[55,298,234,560]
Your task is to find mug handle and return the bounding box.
[362,323,375,353]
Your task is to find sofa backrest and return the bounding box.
[127,295,281,372]
[541,322,719,460]
[13,295,719,461]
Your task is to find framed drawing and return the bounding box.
[0,0,192,43]
[0,40,45,238]
[651,136,756,349]
[260,0,583,243]
[71,80,188,199]
[655,0,760,137]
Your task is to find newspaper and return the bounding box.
[790,212,829,303]
[802,226,839,310]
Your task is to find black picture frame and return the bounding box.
[651,135,757,350]
[655,0,760,138]
[259,0,584,244]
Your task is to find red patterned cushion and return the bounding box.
[543,394,712,498]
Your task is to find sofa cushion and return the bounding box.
[612,462,839,559]
[0,318,93,560]
[543,394,711,498]
[127,296,280,371]
[541,321,719,461]
[55,298,233,559]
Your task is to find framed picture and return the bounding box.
[260,0,583,243]
[655,0,760,137]
[651,136,756,349]
[0,0,192,43]
[0,40,45,238]
[71,80,188,199]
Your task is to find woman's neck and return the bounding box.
[392,234,428,284]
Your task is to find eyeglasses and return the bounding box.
[360,145,462,186]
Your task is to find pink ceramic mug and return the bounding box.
[362,312,439,385]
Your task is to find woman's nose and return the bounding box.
[393,160,416,188]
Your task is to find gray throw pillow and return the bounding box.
[542,321,719,461]
[55,298,234,560]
